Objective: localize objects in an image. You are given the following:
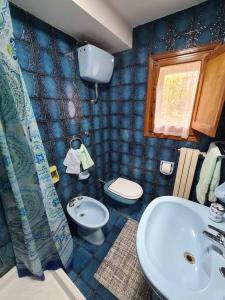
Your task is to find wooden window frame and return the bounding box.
[144,42,221,141]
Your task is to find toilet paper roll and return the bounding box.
[160,161,174,175]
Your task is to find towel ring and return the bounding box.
[70,136,83,149]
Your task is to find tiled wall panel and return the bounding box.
[10,4,111,211]
[108,0,225,212]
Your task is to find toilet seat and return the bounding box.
[108,177,143,200]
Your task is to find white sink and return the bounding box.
[137,196,225,300]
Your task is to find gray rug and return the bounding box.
[94,219,151,300]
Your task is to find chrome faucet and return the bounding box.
[203,225,225,256]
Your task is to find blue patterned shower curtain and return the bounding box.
[0,0,73,279]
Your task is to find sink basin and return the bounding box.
[137,196,225,300]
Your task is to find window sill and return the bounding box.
[144,130,199,142]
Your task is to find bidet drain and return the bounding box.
[184,252,195,264]
[80,213,85,217]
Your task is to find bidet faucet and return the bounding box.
[203,225,225,256]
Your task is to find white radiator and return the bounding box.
[173,147,204,199]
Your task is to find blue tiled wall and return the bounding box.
[10,4,111,211]
[108,0,225,209]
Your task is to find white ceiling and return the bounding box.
[10,0,205,53]
[108,0,206,28]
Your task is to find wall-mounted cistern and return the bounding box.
[77,44,114,104]
[203,225,225,256]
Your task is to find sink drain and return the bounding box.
[184,252,195,264]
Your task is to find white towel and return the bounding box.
[63,149,81,174]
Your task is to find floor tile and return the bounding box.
[73,246,92,273]
[106,226,122,243]
[67,270,77,282]
[114,215,127,229]
[69,211,129,300]
[96,285,117,300]
[94,241,111,260]
[82,240,99,254]
[102,223,113,236]
[108,209,119,225]
[74,277,92,299]
[80,258,101,289]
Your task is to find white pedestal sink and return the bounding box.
[137,196,225,300]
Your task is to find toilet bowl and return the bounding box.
[67,196,109,245]
[104,177,143,205]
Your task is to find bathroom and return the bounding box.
[0,0,225,299]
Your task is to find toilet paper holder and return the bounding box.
[160,160,174,176]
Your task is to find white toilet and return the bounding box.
[67,196,109,245]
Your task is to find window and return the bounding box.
[144,43,225,141]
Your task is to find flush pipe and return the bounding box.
[90,82,99,104]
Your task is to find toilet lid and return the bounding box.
[108,177,143,200]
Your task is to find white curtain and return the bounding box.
[154,61,201,139]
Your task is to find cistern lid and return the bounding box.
[108,177,143,200]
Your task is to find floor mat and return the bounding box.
[95,219,151,300]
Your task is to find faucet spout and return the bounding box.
[202,225,225,257]
[202,230,224,245]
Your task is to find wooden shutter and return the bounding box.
[192,45,225,137]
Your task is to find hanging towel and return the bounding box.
[196,143,221,204]
[78,144,94,170]
[63,149,81,174]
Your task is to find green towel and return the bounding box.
[196,143,221,204]
[78,144,94,170]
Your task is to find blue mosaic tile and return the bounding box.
[197,29,212,45]
[197,0,218,26]
[122,85,132,100]
[56,34,72,54]
[94,241,112,261]
[121,50,134,67]
[65,120,79,136]
[53,140,67,159]
[121,68,132,84]
[136,47,149,65]
[173,9,193,33]
[134,66,147,83]
[154,17,169,41]
[114,216,127,229]
[59,56,74,78]
[67,270,77,283]
[74,277,92,299]
[63,80,74,99]
[39,50,54,75]
[11,5,28,40]
[80,258,101,289]
[45,99,62,120]
[72,246,92,274]
[22,71,39,98]
[102,223,113,236]
[38,123,48,142]
[121,142,129,154]
[135,83,146,100]
[31,99,45,121]
[52,121,64,139]
[96,285,117,300]
[108,209,119,225]
[33,19,52,48]
[120,129,132,142]
[152,41,167,54]
[106,226,121,244]
[41,76,58,98]
[16,41,34,71]
[82,241,99,255]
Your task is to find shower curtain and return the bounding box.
[0,0,73,279]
